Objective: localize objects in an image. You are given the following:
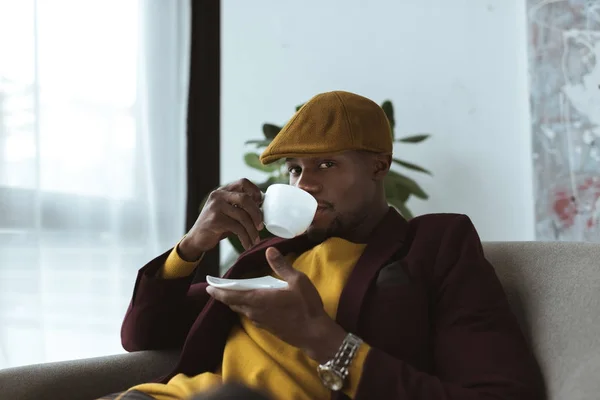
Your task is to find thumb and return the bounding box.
[265,247,297,281]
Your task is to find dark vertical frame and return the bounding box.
[186,0,220,278]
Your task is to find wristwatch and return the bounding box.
[317,332,363,391]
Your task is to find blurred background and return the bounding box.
[0,0,598,370]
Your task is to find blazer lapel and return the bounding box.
[335,207,409,333]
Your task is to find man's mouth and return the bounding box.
[316,200,333,209]
[314,202,333,218]
[316,203,332,212]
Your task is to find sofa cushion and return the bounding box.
[484,241,600,400]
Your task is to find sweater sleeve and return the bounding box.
[352,215,545,400]
[160,239,204,279]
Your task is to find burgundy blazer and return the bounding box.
[121,209,545,400]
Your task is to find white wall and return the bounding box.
[221,0,534,246]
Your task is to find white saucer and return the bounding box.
[206,275,288,291]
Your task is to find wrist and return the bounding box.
[178,236,206,262]
[303,317,347,364]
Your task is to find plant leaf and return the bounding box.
[262,124,281,140]
[384,188,414,219]
[255,177,277,192]
[381,100,395,139]
[396,134,430,143]
[295,103,305,112]
[395,200,414,220]
[387,170,429,199]
[258,226,275,240]
[384,174,410,203]
[392,158,432,175]
[244,153,279,172]
[244,139,272,148]
[227,235,245,254]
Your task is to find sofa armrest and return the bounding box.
[0,350,179,400]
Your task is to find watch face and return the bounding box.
[318,366,344,391]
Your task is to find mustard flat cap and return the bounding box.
[259,90,393,164]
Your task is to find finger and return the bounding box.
[230,304,264,327]
[265,247,297,281]
[225,191,264,231]
[218,212,254,250]
[206,286,253,307]
[229,304,251,316]
[228,306,265,328]
[251,320,265,329]
[238,178,264,204]
[224,178,263,203]
[220,202,260,245]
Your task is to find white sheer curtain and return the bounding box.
[0,0,190,368]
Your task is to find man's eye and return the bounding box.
[288,166,301,175]
[319,161,335,169]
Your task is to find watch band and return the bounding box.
[332,332,362,378]
[317,332,363,391]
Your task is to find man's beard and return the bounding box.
[306,209,369,243]
[306,216,342,243]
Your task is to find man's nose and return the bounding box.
[294,172,322,195]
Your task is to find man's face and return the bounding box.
[285,151,382,242]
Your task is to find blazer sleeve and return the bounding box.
[120,248,211,352]
[354,215,545,400]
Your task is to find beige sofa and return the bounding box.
[1,241,599,400]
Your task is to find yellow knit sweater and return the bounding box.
[125,237,370,400]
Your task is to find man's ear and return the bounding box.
[373,154,391,181]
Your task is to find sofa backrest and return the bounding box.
[483,241,600,400]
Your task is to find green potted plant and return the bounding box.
[225,99,432,254]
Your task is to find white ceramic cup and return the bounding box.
[261,184,318,239]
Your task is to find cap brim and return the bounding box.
[260,149,357,165]
[260,148,393,165]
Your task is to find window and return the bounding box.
[0,0,189,368]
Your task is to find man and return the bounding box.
[106,91,545,400]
